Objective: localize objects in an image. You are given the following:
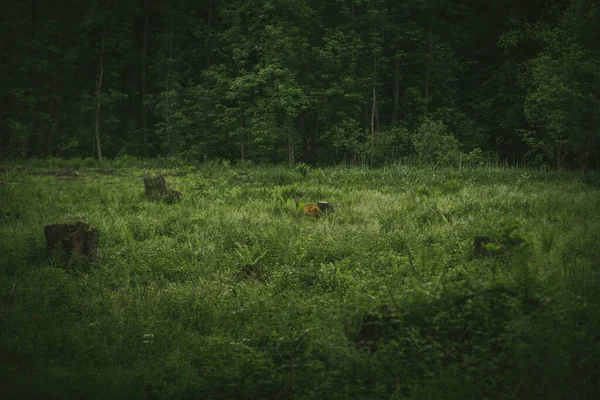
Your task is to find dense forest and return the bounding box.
[1,0,599,169]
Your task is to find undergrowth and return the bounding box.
[1,160,599,399]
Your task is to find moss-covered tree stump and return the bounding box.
[143,175,182,202]
[144,175,169,199]
[44,221,99,266]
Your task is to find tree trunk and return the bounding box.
[425,17,432,107]
[142,0,149,156]
[370,57,378,166]
[165,18,173,154]
[238,68,244,162]
[310,106,320,164]
[371,86,376,138]
[46,96,62,158]
[364,102,369,135]
[31,0,36,37]
[207,0,212,67]
[288,113,295,166]
[45,100,57,156]
[392,42,400,125]
[556,142,562,171]
[351,5,357,77]
[371,55,379,135]
[301,110,308,162]
[131,17,138,137]
[375,95,380,133]
[94,30,105,161]
[239,105,244,162]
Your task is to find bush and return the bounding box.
[412,118,462,166]
[365,126,413,166]
[465,148,485,167]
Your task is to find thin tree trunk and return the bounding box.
[310,106,320,164]
[364,102,369,134]
[54,101,61,153]
[94,30,106,161]
[207,0,212,67]
[131,17,137,135]
[371,55,379,136]
[31,0,36,37]
[556,141,562,171]
[392,42,399,125]
[301,110,308,162]
[351,5,356,77]
[585,112,597,172]
[375,100,380,133]
[371,87,376,138]
[239,104,244,162]
[288,113,295,166]
[45,97,61,157]
[165,18,173,154]
[45,100,56,156]
[142,0,149,156]
[237,59,244,162]
[425,17,432,107]
[370,57,378,166]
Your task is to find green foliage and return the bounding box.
[412,118,462,165]
[3,0,598,168]
[295,162,310,177]
[465,148,486,167]
[521,0,600,169]
[366,126,413,166]
[1,162,599,398]
[328,119,365,163]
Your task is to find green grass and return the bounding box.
[1,159,599,399]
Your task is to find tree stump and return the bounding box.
[44,221,99,266]
[143,175,182,202]
[317,201,334,213]
[144,175,169,199]
[474,236,494,258]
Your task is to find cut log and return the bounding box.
[317,201,334,213]
[44,221,99,266]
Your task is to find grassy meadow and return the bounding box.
[1,158,599,399]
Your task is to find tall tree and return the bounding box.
[141,0,149,156]
[521,0,600,169]
[94,28,106,160]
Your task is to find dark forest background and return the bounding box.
[1,0,598,169]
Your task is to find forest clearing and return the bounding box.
[1,0,599,397]
[1,159,599,399]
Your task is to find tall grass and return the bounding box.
[1,160,599,399]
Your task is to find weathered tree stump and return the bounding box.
[474,236,494,258]
[317,201,334,213]
[44,221,99,266]
[143,175,182,202]
[144,175,169,199]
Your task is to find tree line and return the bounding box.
[1,0,598,169]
